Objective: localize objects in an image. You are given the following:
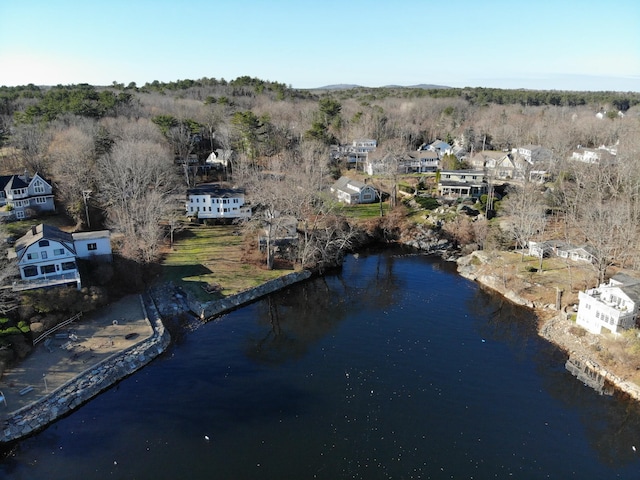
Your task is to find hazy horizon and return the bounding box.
[1,0,638,93]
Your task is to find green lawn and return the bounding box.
[334,201,390,219]
[160,224,292,300]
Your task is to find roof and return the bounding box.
[187,183,245,197]
[331,176,370,193]
[72,230,111,241]
[0,172,50,191]
[14,224,76,259]
[610,273,640,287]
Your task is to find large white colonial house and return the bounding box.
[330,176,377,204]
[0,172,55,220]
[10,224,112,291]
[186,184,251,221]
[576,273,640,335]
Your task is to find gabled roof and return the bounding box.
[14,224,76,260]
[331,176,371,193]
[0,172,51,192]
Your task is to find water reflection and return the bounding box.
[3,249,640,478]
[246,252,402,365]
[466,278,640,468]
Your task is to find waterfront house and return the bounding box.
[330,177,377,204]
[437,170,487,199]
[527,240,595,264]
[186,183,251,221]
[576,273,640,335]
[10,224,112,291]
[0,171,55,220]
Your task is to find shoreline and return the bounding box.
[0,271,313,445]
[455,250,640,402]
[1,294,170,444]
[4,247,640,445]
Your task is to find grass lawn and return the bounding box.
[335,201,390,219]
[160,223,294,300]
[481,251,598,307]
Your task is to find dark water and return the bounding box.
[3,248,640,479]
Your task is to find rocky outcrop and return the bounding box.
[400,223,452,254]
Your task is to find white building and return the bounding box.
[186,184,251,221]
[576,273,640,335]
[10,224,112,291]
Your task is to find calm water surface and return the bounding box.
[2,248,640,479]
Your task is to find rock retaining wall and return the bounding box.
[185,270,313,320]
[1,294,170,444]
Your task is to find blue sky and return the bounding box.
[1,0,639,91]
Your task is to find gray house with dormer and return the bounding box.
[0,171,55,220]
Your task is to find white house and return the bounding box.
[205,149,234,169]
[569,146,617,166]
[330,177,377,204]
[576,273,640,335]
[186,184,251,221]
[425,140,452,156]
[10,224,112,291]
[0,171,55,220]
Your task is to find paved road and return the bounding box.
[0,295,152,420]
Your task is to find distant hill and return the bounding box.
[313,84,362,90]
[313,83,451,91]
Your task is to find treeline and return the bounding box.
[329,85,640,109]
[0,74,638,272]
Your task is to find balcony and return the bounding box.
[12,271,81,292]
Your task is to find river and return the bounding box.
[2,247,640,479]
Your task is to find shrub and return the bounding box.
[414,196,440,210]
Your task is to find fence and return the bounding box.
[32,312,83,345]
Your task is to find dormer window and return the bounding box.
[39,240,49,247]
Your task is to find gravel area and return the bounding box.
[0,295,152,419]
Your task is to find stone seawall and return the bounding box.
[1,294,171,444]
[184,270,313,321]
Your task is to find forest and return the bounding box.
[1,77,640,295]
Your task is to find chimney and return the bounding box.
[23,169,29,182]
[31,225,37,235]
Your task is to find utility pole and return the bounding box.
[82,190,92,229]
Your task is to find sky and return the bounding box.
[1,0,639,92]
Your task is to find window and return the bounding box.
[27,252,39,260]
[36,197,47,204]
[54,248,64,256]
[61,261,76,271]
[23,266,38,277]
[40,264,56,274]
[39,240,49,247]
[88,243,97,251]
[33,181,45,194]
[41,251,48,259]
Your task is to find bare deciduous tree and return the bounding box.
[48,126,96,226]
[501,182,547,259]
[97,139,181,263]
